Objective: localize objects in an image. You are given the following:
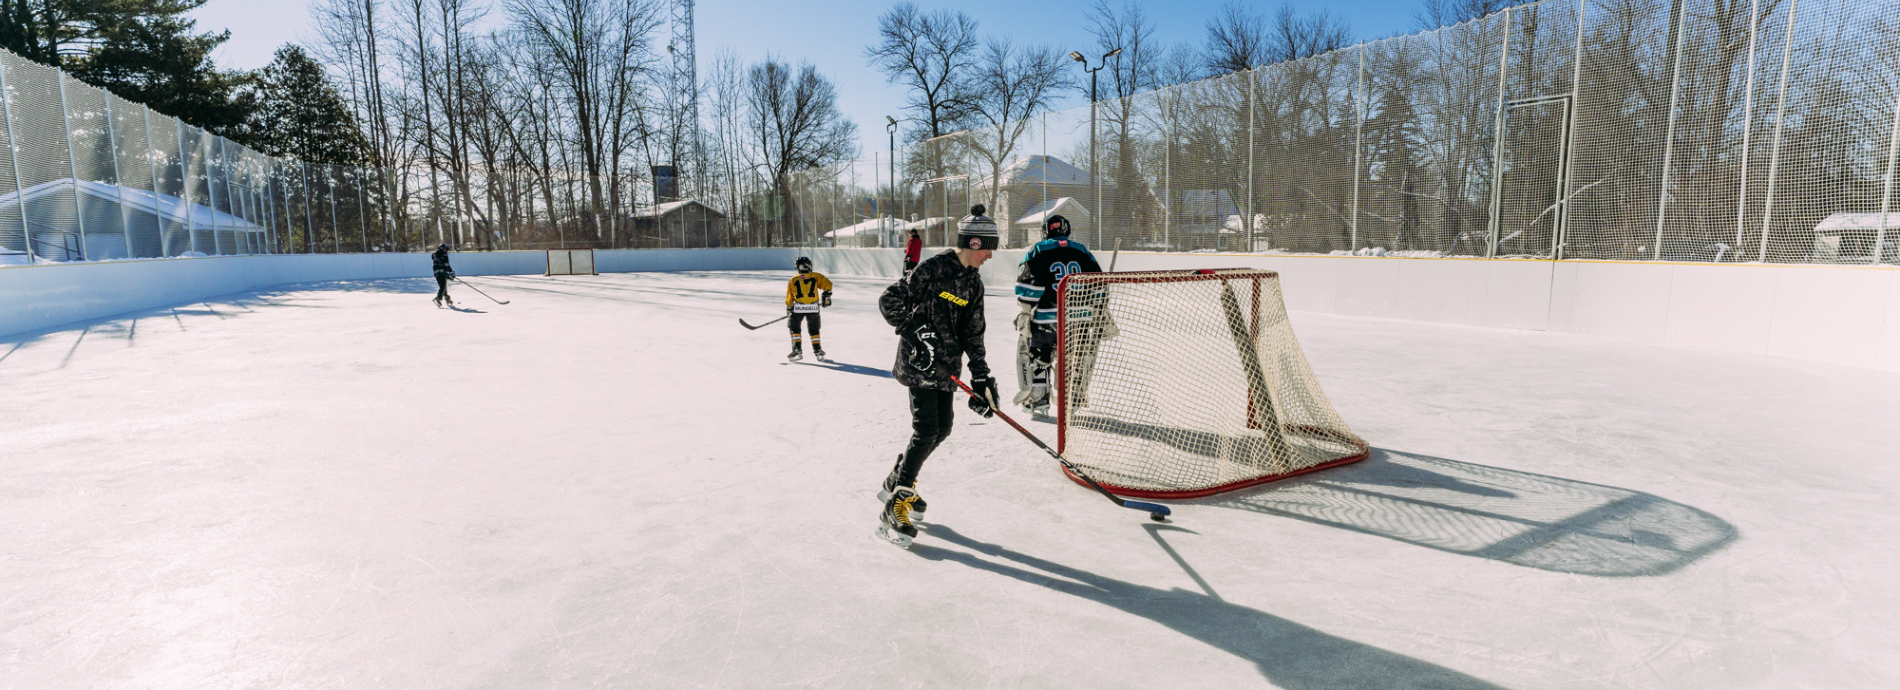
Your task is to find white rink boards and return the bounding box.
[2,270,1896,689]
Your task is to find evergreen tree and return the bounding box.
[245,44,365,165]
[0,1,253,138]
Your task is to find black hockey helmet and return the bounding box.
[436,243,449,252]
[1043,214,1073,238]
[795,256,813,272]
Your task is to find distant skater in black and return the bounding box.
[432,244,456,308]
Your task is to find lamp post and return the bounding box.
[1070,47,1120,247]
[887,115,899,247]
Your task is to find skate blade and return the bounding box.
[875,524,913,548]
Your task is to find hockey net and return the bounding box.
[546,249,597,276]
[1055,268,1368,498]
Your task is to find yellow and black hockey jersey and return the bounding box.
[786,272,833,313]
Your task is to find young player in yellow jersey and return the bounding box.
[785,256,833,361]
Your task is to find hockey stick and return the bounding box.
[739,314,789,330]
[951,376,1171,522]
[454,277,510,305]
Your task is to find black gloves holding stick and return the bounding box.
[967,376,999,417]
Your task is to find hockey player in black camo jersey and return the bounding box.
[871,204,1001,547]
[1012,215,1101,414]
[431,244,457,308]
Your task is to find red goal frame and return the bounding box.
[1053,268,1369,499]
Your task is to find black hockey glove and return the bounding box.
[821,292,832,308]
[900,321,938,374]
[967,376,999,418]
[786,304,794,315]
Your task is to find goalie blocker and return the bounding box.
[1052,268,1369,499]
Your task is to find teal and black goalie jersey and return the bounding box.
[1014,237,1102,325]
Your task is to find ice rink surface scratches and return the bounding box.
[1,270,1896,689]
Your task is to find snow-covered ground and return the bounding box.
[2,270,1895,689]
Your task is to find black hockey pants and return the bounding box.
[435,274,451,300]
[788,312,821,336]
[896,387,955,487]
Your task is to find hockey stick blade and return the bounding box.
[951,376,1171,522]
[454,278,510,304]
[739,314,790,330]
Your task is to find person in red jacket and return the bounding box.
[903,228,922,274]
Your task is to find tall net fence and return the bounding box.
[0,0,1894,265]
[807,0,1899,265]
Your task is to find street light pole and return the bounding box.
[1070,47,1120,247]
[887,115,899,247]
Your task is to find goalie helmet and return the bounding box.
[1043,215,1073,238]
[795,256,813,273]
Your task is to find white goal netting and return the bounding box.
[1056,269,1368,498]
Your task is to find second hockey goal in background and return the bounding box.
[546,249,597,276]
[1056,268,1368,498]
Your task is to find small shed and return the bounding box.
[633,199,726,248]
[1812,212,1899,262]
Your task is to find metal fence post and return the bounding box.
[140,105,162,254]
[1730,0,1765,256]
[1652,0,1690,260]
[206,135,222,255]
[1486,7,1513,258]
[1756,0,1799,261]
[1163,89,1171,250]
[1351,42,1366,250]
[328,164,341,253]
[1873,84,1900,264]
[179,122,195,254]
[0,55,34,263]
[100,94,132,258]
[301,161,312,253]
[1557,0,1588,260]
[356,167,369,252]
[1247,69,1257,252]
[56,73,89,260]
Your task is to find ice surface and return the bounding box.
[2,271,1896,688]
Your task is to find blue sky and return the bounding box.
[191,0,1425,157]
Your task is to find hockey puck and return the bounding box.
[1149,513,1167,522]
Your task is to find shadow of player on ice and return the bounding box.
[790,360,893,379]
[911,523,1507,690]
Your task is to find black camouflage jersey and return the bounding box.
[431,251,454,278]
[879,249,990,390]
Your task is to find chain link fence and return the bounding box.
[807,0,1900,265]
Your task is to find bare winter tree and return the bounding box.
[962,38,1069,232]
[1264,5,1352,64]
[865,3,980,140]
[1414,0,1537,31]
[746,57,857,247]
[312,0,408,250]
[509,0,664,245]
[1203,2,1268,77]
[1085,0,1165,243]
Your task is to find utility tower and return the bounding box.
[666,0,702,199]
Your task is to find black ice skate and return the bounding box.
[876,486,921,548]
[433,295,443,308]
[787,342,803,361]
[812,345,827,362]
[876,462,926,525]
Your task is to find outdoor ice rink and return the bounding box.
[3,269,1896,689]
